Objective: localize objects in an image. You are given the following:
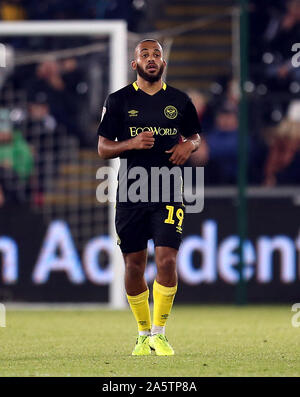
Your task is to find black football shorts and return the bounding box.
[115,203,185,253]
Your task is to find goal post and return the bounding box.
[0,21,127,309]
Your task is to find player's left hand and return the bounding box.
[165,141,194,165]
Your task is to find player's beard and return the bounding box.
[136,63,165,83]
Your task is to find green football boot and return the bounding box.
[132,335,151,356]
[149,334,174,356]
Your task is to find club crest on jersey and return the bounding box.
[164,105,178,120]
[128,109,139,117]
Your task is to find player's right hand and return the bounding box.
[130,131,155,150]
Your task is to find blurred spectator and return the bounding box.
[26,90,59,200]
[262,0,300,90]
[27,91,57,134]
[203,107,240,185]
[263,100,300,186]
[208,77,240,128]
[223,78,240,112]
[249,0,285,64]
[0,108,33,205]
[212,77,239,114]
[186,89,214,132]
[28,58,92,147]
[186,90,207,121]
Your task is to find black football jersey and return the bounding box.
[97,82,202,207]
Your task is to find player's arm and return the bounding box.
[166,97,202,165]
[165,133,201,165]
[98,132,155,160]
[183,134,201,153]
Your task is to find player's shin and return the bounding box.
[152,280,177,335]
[127,288,151,335]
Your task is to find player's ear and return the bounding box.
[163,59,167,67]
[131,60,137,71]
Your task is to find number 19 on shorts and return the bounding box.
[164,205,184,234]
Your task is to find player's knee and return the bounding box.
[157,255,176,276]
[125,260,144,280]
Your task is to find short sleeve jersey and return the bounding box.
[97,82,202,207]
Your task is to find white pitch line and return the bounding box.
[4,303,129,311]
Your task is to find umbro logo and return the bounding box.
[128,109,139,117]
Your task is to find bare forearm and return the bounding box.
[98,132,155,159]
[98,139,133,159]
[184,134,201,153]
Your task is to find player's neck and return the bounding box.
[136,77,163,95]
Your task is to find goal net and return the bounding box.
[0,21,127,307]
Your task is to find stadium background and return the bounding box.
[0,0,300,305]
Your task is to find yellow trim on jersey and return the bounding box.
[132,81,167,91]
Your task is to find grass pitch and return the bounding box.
[0,305,299,377]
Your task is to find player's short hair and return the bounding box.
[138,39,162,46]
[134,39,163,57]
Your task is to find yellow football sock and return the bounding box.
[127,289,151,332]
[153,280,177,327]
